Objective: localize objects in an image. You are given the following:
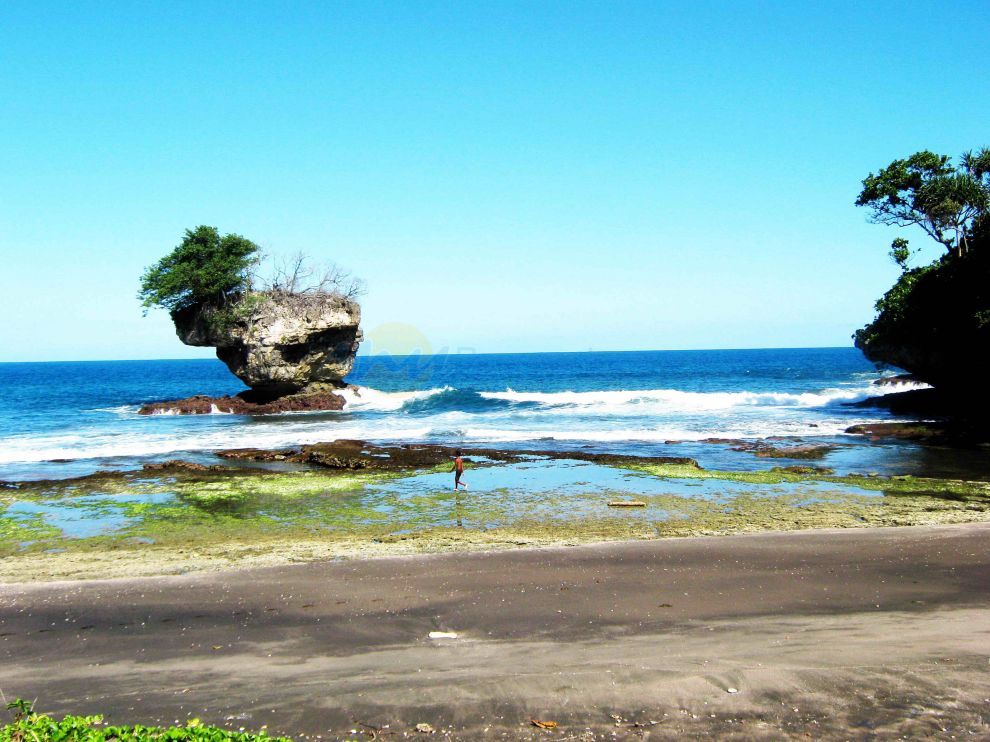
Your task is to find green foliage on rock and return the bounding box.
[196,290,269,336]
[854,238,990,387]
[888,237,912,269]
[855,148,990,391]
[1,699,291,741]
[139,226,260,315]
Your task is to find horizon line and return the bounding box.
[0,344,860,364]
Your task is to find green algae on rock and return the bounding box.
[2,451,989,582]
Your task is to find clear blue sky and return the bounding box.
[1,1,988,361]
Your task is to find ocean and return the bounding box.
[0,348,949,481]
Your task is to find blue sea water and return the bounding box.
[0,348,930,481]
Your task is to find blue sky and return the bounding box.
[1,1,988,361]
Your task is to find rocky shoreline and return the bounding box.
[215,439,701,471]
[842,384,990,445]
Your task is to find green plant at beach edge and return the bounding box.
[1,699,291,742]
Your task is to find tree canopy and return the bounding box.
[856,149,990,260]
[854,146,990,392]
[139,226,260,314]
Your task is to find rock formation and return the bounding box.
[175,292,362,393]
[854,230,990,408]
[139,292,362,415]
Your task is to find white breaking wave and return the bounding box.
[91,381,928,418]
[478,382,927,414]
[337,385,450,412]
[88,405,141,415]
[1,380,926,466]
[454,424,860,442]
[0,412,892,464]
[0,422,436,464]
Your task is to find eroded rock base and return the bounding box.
[138,389,346,415]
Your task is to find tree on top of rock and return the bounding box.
[139,226,260,315]
[856,149,990,261]
[853,146,990,391]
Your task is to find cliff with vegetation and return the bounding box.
[854,229,989,393]
[854,148,990,410]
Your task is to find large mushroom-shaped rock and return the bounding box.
[173,292,362,395]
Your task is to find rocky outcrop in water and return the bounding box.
[173,292,362,395]
[138,292,362,415]
[138,389,348,416]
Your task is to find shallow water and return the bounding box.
[4,492,176,539]
[7,436,990,486]
[360,458,878,528]
[2,458,885,549]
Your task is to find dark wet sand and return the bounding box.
[2,523,989,739]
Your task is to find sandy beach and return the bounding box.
[2,522,988,739]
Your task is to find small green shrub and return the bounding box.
[1,699,292,741]
[198,292,269,335]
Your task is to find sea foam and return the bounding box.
[477,382,927,414]
[0,379,928,466]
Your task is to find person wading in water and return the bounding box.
[452,450,468,490]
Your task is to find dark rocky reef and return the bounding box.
[844,384,990,445]
[216,439,702,472]
[845,384,990,446]
[138,389,347,416]
[845,419,990,446]
[750,443,835,460]
[845,422,946,442]
[849,387,949,418]
[872,374,920,387]
[217,440,518,470]
[142,460,228,472]
[771,465,836,475]
[845,389,990,445]
[697,438,836,460]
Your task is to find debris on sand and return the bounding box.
[428,631,458,639]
